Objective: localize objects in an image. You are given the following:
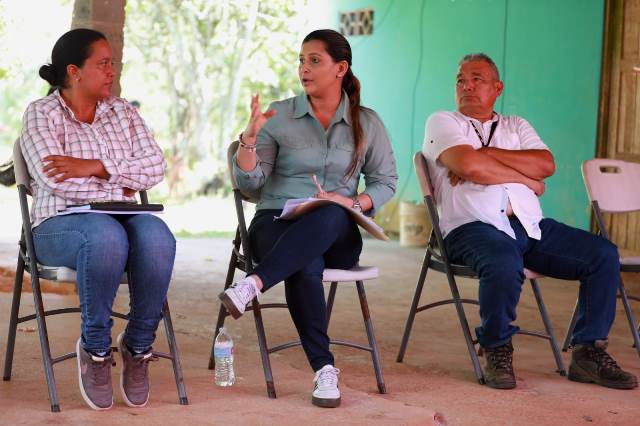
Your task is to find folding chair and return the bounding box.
[207,141,386,398]
[396,152,565,384]
[561,159,640,356]
[3,140,188,412]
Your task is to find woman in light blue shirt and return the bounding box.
[219,29,397,408]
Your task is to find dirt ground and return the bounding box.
[0,237,639,425]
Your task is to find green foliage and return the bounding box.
[123,0,306,199]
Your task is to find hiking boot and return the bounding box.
[118,332,157,407]
[76,338,114,410]
[482,341,516,389]
[312,364,341,408]
[218,276,260,319]
[568,340,638,390]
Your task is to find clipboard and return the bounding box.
[59,202,164,215]
[276,198,389,241]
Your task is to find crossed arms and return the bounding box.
[439,145,555,195]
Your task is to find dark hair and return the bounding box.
[39,28,107,89]
[303,29,363,178]
[459,53,500,80]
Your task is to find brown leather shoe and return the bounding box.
[482,340,516,389]
[569,340,638,390]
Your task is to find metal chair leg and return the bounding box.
[445,270,484,384]
[30,271,61,412]
[355,280,386,394]
[251,299,276,398]
[561,298,579,352]
[618,284,640,357]
[3,253,24,381]
[397,251,431,362]
[530,279,566,375]
[162,301,189,405]
[326,282,337,324]
[208,249,237,370]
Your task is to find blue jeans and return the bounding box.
[249,205,362,371]
[33,213,176,354]
[444,217,619,348]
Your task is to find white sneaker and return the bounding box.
[312,364,341,408]
[218,276,260,319]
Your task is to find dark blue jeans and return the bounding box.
[249,205,362,371]
[33,213,176,354]
[444,217,619,348]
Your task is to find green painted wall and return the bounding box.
[323,0,604,230]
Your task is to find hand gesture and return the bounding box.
[242,93,276,144]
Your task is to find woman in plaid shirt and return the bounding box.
[20,29,173,411]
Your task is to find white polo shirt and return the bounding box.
[422,111,549,240]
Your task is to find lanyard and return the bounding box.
[470,120,499,147]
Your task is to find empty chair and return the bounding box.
[561,159,640,356]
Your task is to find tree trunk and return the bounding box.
[71,0,126,96]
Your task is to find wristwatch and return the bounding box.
[352,197,362,213]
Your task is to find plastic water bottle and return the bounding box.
[214,327,235,386]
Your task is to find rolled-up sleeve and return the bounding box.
[361,113,398,215]
[100,104,166,190]
[232,108,278,194]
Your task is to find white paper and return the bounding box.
[276,197,389,241]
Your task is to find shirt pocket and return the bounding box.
[335,138,355,152]
[279,136,312,150]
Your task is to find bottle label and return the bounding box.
[214,345,233,358]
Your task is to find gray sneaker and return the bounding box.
[76,338,114,410]
[117,332,157,407]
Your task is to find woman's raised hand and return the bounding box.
[242,93,276,144]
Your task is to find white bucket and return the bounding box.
[399,201,430,247]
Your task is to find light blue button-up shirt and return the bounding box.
[233,92,398,214]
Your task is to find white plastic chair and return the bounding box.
[561,159,640,356]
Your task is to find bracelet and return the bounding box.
[351,197,362,213]
[238,133,257,152]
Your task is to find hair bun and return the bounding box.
[38,64,57,86]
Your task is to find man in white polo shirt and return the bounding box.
[422,53,637,390]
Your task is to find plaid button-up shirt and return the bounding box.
[20,91,166,226]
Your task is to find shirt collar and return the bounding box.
[292,90,352,126]
[54,89,114,123]
[458,110,501,125]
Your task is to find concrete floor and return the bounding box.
[0,237,639,425]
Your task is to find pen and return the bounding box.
[312,174,324,195]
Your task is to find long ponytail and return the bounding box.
[342,68,363,178]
